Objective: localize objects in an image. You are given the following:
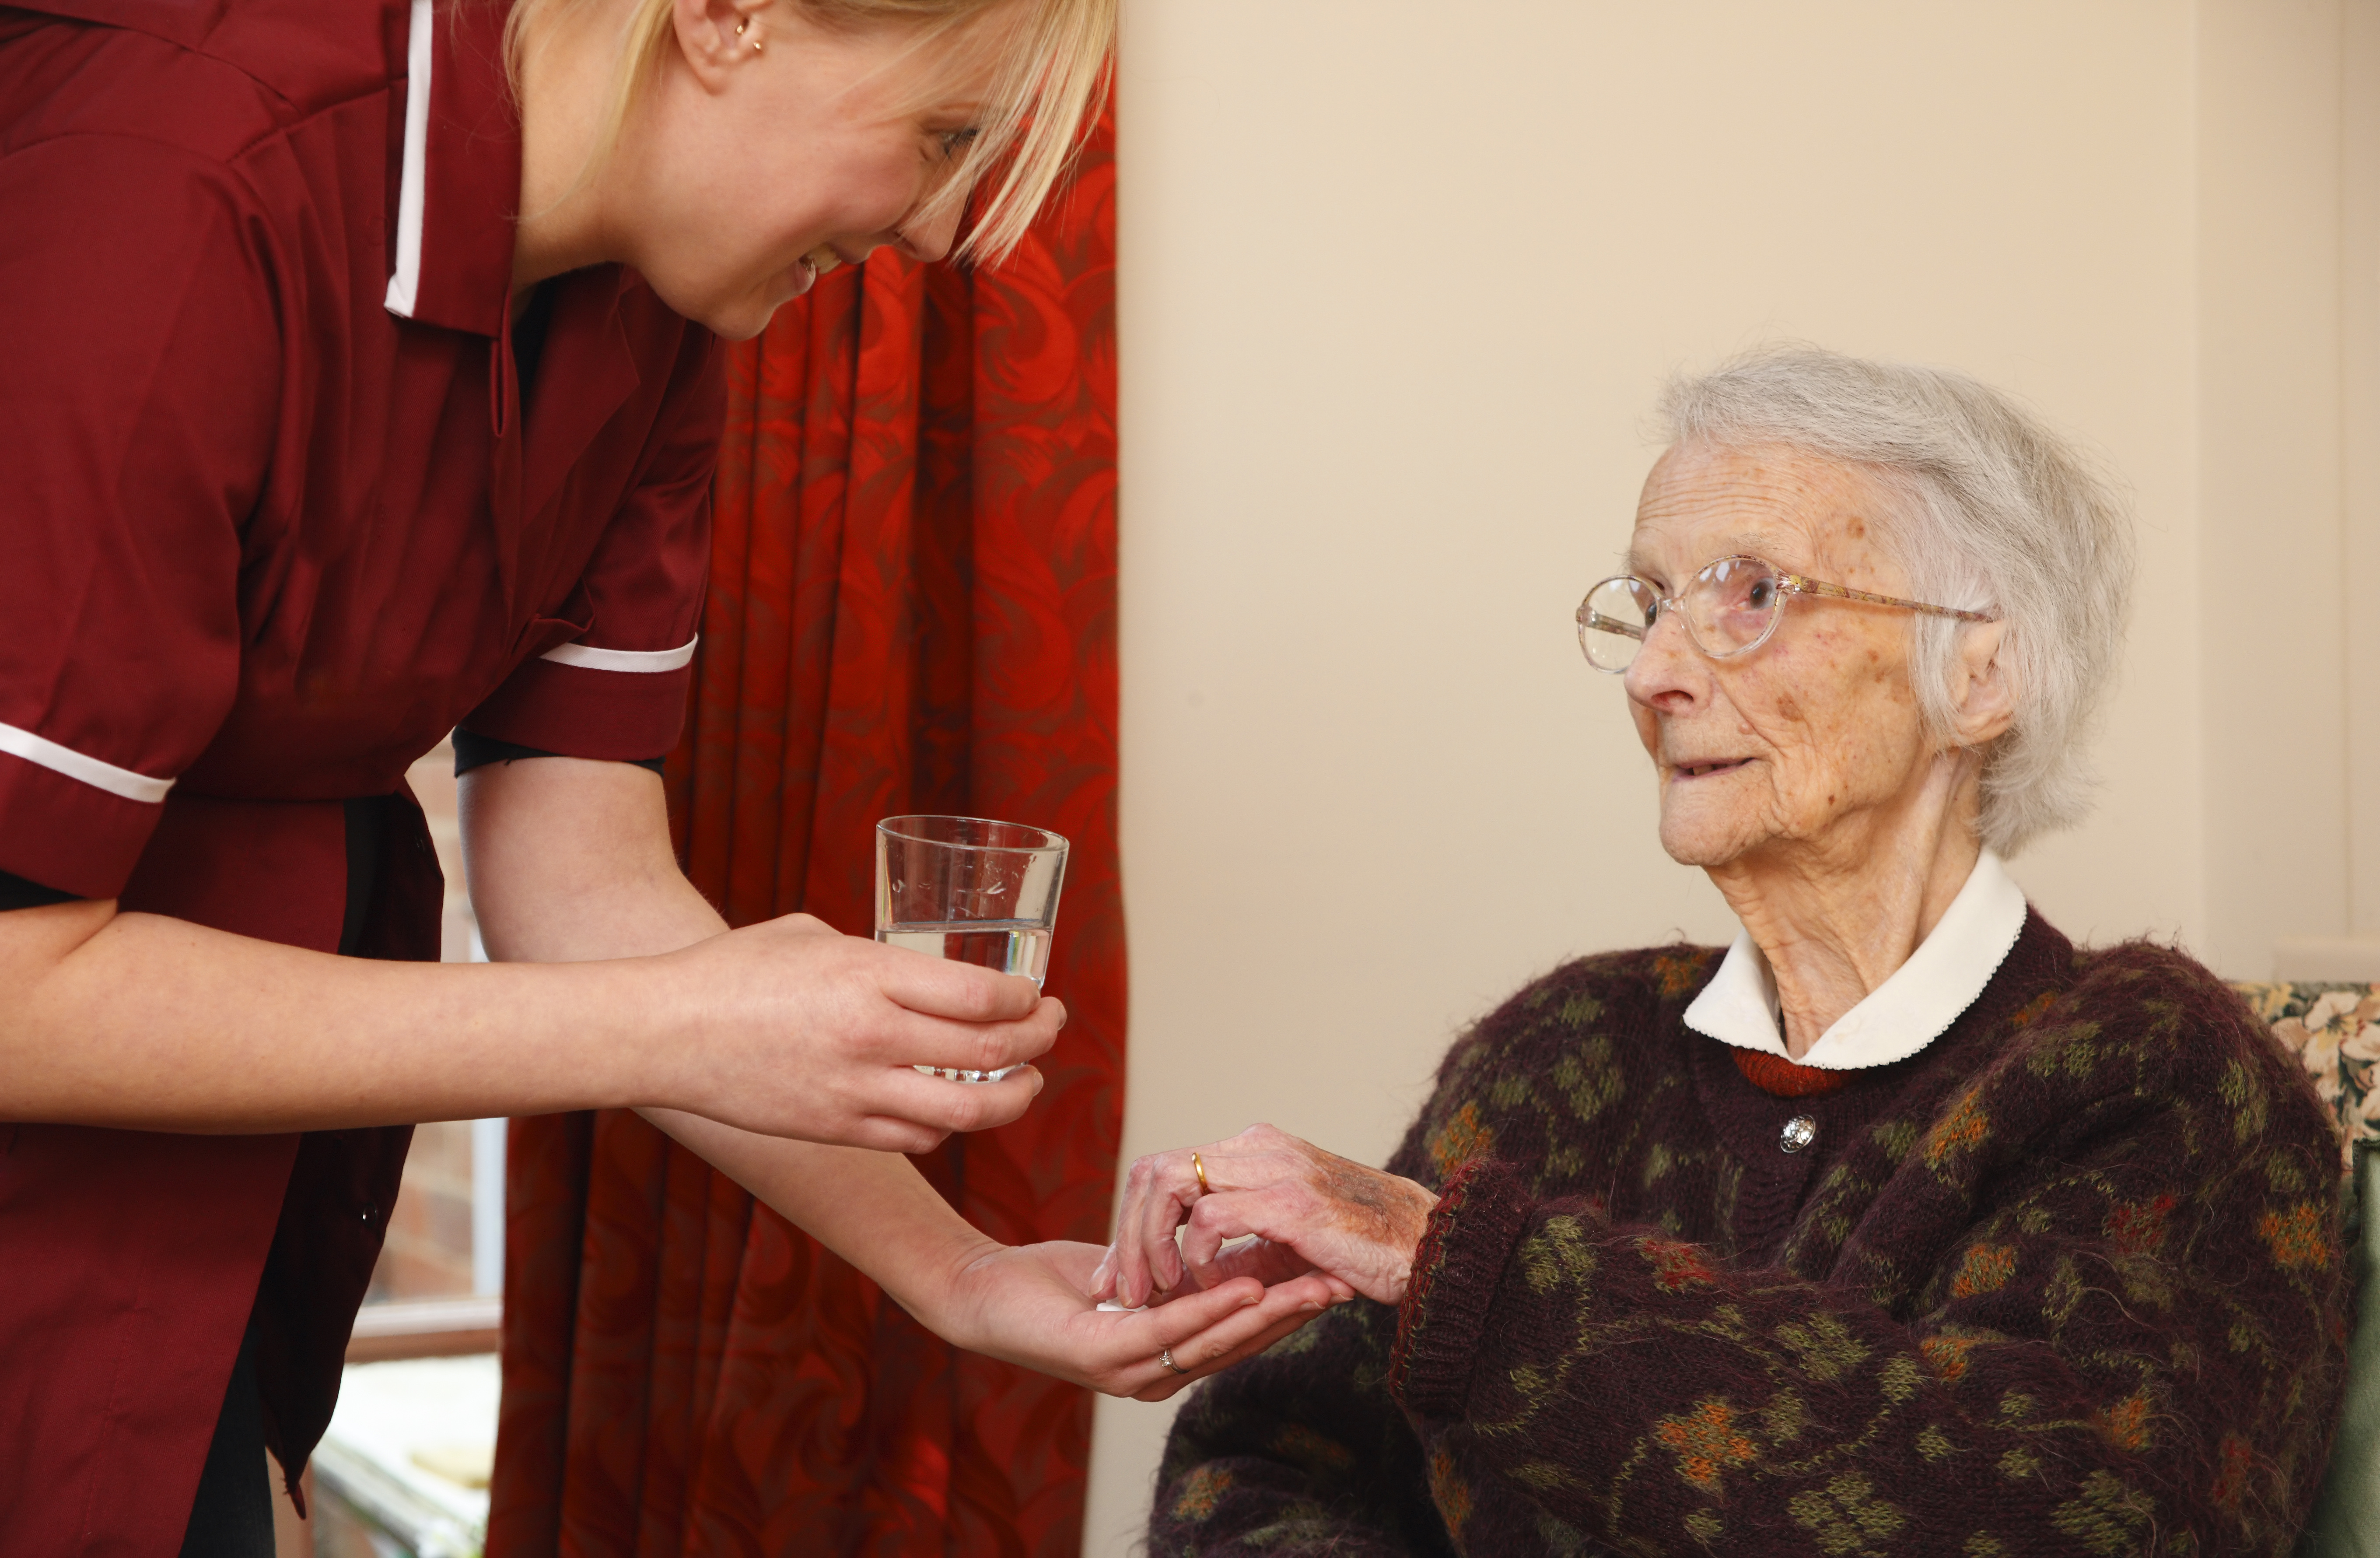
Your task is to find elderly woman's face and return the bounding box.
[1624,445,1936,868]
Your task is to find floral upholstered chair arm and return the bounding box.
[2236,983,2380,1170]
[2236,980,2380,1558]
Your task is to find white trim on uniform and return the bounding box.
[0,719,175,804]
[538,636,700,673]
[382,0,433,319]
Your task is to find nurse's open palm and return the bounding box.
[942,1240,1348,1401]
[662,914,1061,1152]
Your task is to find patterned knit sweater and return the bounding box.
[1150,913,2348,1557]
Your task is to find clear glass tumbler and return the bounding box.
[874,814,1070,1083]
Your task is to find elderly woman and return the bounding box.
[1096,347,2350,1555]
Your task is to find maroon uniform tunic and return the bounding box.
[0,0,722,1547]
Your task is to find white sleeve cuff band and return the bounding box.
[382,0,432,319]
[537,635,699,674]
[0,719,175,804]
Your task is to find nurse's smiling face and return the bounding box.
[609,0,1021,339]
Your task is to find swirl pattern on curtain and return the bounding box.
[487,119,1120,1557]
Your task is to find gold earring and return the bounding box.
[735,18,761,51]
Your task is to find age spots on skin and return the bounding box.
[1775,691,1802,722]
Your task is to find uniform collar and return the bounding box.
[385,0,520,336]
[1683,849,2030,1071]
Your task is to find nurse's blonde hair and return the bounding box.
[505,0,1113,262]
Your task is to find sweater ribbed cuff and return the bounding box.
[1390,1154,1532,1419]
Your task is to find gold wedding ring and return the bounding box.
[1161,1347,1189,1375]
[1191,1151,1210,1196]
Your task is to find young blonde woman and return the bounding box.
[0,0,1333,1549]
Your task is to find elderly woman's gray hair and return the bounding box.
[1655,346,2134,856]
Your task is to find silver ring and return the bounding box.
[1160,1346,1189,1376]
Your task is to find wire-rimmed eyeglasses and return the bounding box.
[1576,554,1996,673]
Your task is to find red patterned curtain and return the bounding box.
[488,119,1120,1556]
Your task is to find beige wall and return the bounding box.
[2199,0,2362,978]
[1087,1,2379,1548]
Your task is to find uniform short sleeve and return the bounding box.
[0,130,275,897]
[459,329,724,762]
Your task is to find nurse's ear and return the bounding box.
[672,0,774,94]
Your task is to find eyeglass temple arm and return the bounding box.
[1781,574,1996,624]
[1579,609,1646,641]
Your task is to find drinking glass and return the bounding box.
[874,814,1069,1083]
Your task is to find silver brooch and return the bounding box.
[1779,1115,1818,1154]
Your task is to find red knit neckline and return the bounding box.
[1730,1046,1850,1098]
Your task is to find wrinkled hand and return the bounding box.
[939,1239,1348,1401]
[1089,1123,1440,1309]
[660,913,1061,1152]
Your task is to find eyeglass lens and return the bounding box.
[1576,556,1785,671]
[1578,577,1656,671]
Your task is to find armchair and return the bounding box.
[2238,982,2380,1557]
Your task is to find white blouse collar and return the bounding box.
[1682,850,2029,1071]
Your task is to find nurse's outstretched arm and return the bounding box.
[0,779,1053,1147]
[651,1105,1347,1398]
[460,754,1345,1391]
